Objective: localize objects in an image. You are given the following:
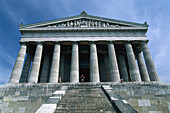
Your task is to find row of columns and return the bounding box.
[9,41,160,83]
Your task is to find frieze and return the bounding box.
[45,19,123,28]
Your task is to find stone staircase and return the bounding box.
[54,85,117,113]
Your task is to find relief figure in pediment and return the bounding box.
[57,24,60,27]
[114,25,119,27]
[74,21,77,27]
[80,19,87,26]
[106,23,110,27]
[67,22,70,27]
[77,20,80,27]
[70,21,73,27]
[88,20,92,27]
[85,20,88,26]
[102,23,106,27]
[98,21,101,27]
[61,23,64,27]
[92,21,95,27]
[95,21,98,27]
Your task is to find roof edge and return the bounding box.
[19,11,149,29]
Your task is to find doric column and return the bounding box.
[108,42,120,82]
[40,51,51,83]
[49,43,61,83]
[90,42,100,82]
[117,53,129,81]
[136,51,150,81]
[125,42,141,82]
[141,42,160,81]
[9,44,27,83]
[20,49,32,83]
[70,42,79,83]
[28,43,43,83]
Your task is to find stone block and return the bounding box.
[138,99,151,106]
[167,102,170,106]
[148,105,158,111]
[149,111,163,113]
[141,106,148,113]
[46,98,60,104]
[129,98,139,106]
[118,91,127,95]
[2,108,13,113]
[19,107,26,113]
[3,96,29,102]
[15,91,20,96]
[133,106,142,113]
[0,102,9,108]
[36,104,57,113]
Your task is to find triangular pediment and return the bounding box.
[19,11,148,29]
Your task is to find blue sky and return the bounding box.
[0,0,170,84]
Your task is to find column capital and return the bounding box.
[139,40,149,47]
[53,41,62,45]
[26,47,34,55]
[71,41,79,44]
[36,41,44,45]
[19,42,28,46]
[123,41,132,46]
[140,40,149,44]
[135,49,142,54]
[90,41,97,44]
[107,41,116,44]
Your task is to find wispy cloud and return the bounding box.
[0,65,11,84]
[0,44,16,66]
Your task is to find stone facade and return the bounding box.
[1,11,169,113]
[9,11,159,83]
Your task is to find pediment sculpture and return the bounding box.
[46,19,123,28]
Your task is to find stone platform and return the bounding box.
[0,82,170,113]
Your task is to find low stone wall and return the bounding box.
[110,82,170,113]
[0,83,60,113]
[0,82,170,113]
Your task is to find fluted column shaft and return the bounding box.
[141,42,160,81]
[118,53,129,81]
[90,43,100,82]
[9,44,27,83]
[70,43,79,83]
[20,50,32,83]
[49,43,61,83]
[136,52,150,81]
[125,43,141,81]
[108,42,120,82]
[28,43,43,83]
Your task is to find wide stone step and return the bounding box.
[55,85,117,112]
[54,109,115,113]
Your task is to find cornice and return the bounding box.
[20,27,148,32]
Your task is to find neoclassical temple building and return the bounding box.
[9,11,160,83]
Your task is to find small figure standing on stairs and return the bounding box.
[80,74,85,82]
